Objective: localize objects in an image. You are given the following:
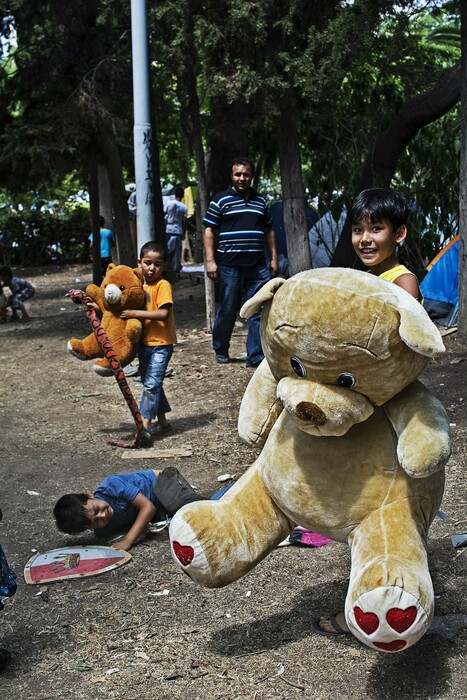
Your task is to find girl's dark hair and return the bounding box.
[139,241,167,261]
[53,493,90,534]
[348,188,410,230]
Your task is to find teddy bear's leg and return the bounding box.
[67,335,101,361]
[345,498,436,653]
[169,462,295,588]
[125,318,143,346]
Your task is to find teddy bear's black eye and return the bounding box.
[290,356,306,378]
[119,285,125,291]
[338,372,356,388]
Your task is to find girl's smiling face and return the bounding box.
[351,218,406,274]
[138,251,166,284]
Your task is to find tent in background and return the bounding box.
[420,235,459,328]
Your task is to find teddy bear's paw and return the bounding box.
[92,363,113,376]
[169,514,211,585]
[347,587,431,653]
[67,340,87,360]
[398,435,451,478]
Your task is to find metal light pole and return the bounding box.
[131,0,154,253]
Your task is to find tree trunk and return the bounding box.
[332,62,462,268]
[278,89,311,275]
[98,127,136,267]
[459,2,467,343]
[89,158,102,285]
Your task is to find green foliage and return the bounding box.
[0,190,90,267]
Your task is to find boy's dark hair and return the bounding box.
[0,265,12,283]
[174,186,184,199]
[53,493,90,534]
[348,188,410,231]
[99,216,105,227]
[229,156,255,175]
[139,241,167,261]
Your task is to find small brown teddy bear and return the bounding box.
[68,264,145,375]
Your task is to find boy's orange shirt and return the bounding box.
[142,279,177,347]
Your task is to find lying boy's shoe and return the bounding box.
[154,467,208,515]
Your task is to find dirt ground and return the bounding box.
[0,263,466,700]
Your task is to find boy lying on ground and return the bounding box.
[53,467,213,551]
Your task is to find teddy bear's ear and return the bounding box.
[106,263,116,275]
[240,278,286,318]
[398,306,445,358]
[133,267,144,284]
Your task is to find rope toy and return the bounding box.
[68,289,144,448]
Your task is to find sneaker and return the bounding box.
[246,358,263,368]
[154,467,208,515]
[140,427,153,447]
[151,422,172,436]
[216,354,230,364]
[124,363,139,377]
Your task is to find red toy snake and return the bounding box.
[68,289,144,448]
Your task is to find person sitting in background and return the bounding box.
[0,265,35,322]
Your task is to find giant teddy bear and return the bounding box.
[68,263,145,375]
[169,268,451,653]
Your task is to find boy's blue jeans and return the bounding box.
[138,344,173,420]
[212,262,270,365]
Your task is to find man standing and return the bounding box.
[203,157,278,368]
[165,187,188,273]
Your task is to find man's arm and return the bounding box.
[111,492,157,551]
[203,226,219,281]
[264,227,278,276]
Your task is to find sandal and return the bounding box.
[312,613,351,637]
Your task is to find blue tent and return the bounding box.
[420,235,458,328]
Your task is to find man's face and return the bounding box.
[231,163,253,196]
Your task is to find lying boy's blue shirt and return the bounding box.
[93,470,161,539]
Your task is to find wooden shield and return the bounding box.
[24,545,131,584]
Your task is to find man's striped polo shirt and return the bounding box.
[203,187,272,267]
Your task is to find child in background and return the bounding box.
[0,265,35,321]
[120,242,177,445]
[53,467,211,551]
[88,216,115,276]
[349,188,422,301]
[0,286,9,323]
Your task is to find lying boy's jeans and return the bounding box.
[154,468,208,516]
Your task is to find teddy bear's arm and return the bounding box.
[238,360,283,447]
[384,380,451,478]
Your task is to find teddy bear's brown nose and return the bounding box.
[295,401,327,426]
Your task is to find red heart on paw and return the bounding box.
[173,541,194,566]
[386,606,417,633]
[354,606,379,634]
[374,640,407,652]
